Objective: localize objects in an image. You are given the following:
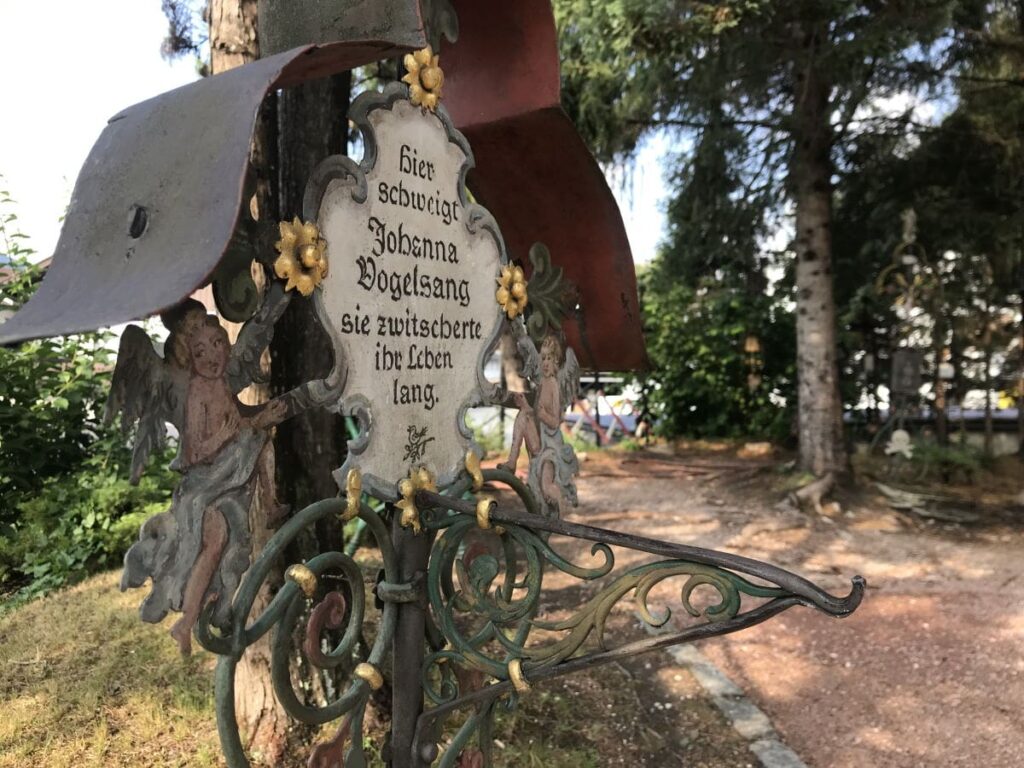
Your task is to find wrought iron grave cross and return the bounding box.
[0,3,864,766]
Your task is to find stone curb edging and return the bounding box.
[669,644,808,768]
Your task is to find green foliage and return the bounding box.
[1,438,176,606]
[471,414,506,455]
[634,105,794,442]
[642,279,795,442]
[0,187,174,604]
[908,439,988,483]
[616,437,643,452]
[558,0,1021,463]
[555,0,985,166]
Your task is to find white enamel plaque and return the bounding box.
[313,86,504,498]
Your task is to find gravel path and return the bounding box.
[560,450,1024,768]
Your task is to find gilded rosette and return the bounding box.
[496,265,528,319]
[402,46,444,111]
[273,217,328,296]
[396,466,437,534]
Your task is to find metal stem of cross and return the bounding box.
[0,3,865,766]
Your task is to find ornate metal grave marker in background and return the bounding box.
[0,5,864,767]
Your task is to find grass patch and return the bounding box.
[1,568,750,766]
[0,571,220,768]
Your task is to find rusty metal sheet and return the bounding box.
[0,40,416,347]
[1,0,646,372]
[462,110,647,372]
[444,0,647,371]
[258,0,453,56]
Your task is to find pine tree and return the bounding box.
[555,0,988,477]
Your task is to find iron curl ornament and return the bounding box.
[191,464,862,768]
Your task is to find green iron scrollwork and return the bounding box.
[522,242,578,343]
[410,470,864,766]
[197,497,399,768]
[197,464,862,768]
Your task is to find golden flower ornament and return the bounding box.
[495,265,528,319]
[402,46,444,110]
[274,217,328,296]
[396,466,437,534]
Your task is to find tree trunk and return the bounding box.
[265,73,353,744]
[210,0,259,72]
[791,23,848,478]
[983,316,994,457]
[270,73,351,546]
[1018,323,1023,457]
[208,4,293,764]
[934,313,948,446]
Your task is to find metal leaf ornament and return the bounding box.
[523,242,576,343]
[273,217,328,297]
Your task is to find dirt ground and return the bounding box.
[3,448,1020,767]
[553,448,1024,768]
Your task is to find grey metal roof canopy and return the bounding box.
[0,40,415,346]
[0,0,650,371]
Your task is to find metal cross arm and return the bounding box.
[194,466,863,767]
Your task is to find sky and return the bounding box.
[0,2,668,265]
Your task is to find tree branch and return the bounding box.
[628,117,783,130]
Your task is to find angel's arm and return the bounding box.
[245,398,290,429]
[227,282,292,393]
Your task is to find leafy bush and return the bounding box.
[0,187,174,605]
[641,279,796,443]
[908,440,988,484]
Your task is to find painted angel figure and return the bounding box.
[108,298,290,655]
[499,332,580,516]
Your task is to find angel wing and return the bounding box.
[105,325,187,484]
[557,346,581,413]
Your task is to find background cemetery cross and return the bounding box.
[0,3,865,767]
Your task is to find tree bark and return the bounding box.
[791,22,848,478]
[1018,323,1023,457]
[983,312,994,457]
[934,311,948,446]
[210,0,259,73]
[265,73,352,743]
[270,73,351,547]
[207,4,293,764]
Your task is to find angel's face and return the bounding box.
[189,324,229,380]
[540,346,558,378]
